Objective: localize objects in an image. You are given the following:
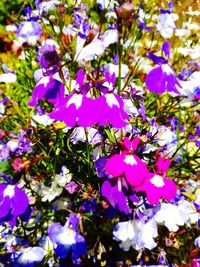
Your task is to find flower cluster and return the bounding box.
[0,0,199,266]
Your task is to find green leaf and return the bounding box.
[104,129,116,143]
[0,161,10,173]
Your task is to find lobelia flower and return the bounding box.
[0,97,9,117]
[156,2,177,38]
[28,72,65,108]
[0,184,29,226]
[101,177,138,214]
[49,69,99,127]
[0,64,17,83]
[41,166,72,202]
[135,157,177,205]
[145,42,182,94]
[75,29,118,63]
[48,214,87,260]
[194,236,200,248]
[153,198,194,232]
[105,137,149,186]
[70,127,102,145]
[95,71,129,128]
[10,246,45,267]
[113,218,158,251]
[37,44,60,69]
[0,130,32,161]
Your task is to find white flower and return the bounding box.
[154,126,177,146]
[154,201,193,232]
[0,73,17,83]
[113,219,158,251]
[31,113,54,127]
[156,13,177,38]
[102,63,129,78]
[41,181,63,202]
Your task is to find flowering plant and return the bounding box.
[0,0,199,266]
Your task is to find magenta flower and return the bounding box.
[135,157,177,205]
[96,93,129,128]
[49,69,99,127]
[105,137,148,186]
[49,93,98,127]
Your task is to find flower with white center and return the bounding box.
[10,247,44,266]
[135,157,177,205]
[150,175,165,187]
[124,155,137,165]
[156,13,177,38]
[194,236,200,248]
[48,214,87,260]
[102,63,129,78]
[41,167,72,202]
[70,127,102,144]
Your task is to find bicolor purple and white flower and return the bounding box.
[10,246,44,267]
[145,42,182,94]
[48,214,87,260]
[28,73,65,107]
[16,6,42,45]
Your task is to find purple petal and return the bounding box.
[94,157,108,178]
[72,234,87,260]
[0,197,10,218]
[12,187,29,216]
[145,66,166,94]
[76,69,85,89]
[162,41,170,59]
[147,51,168,65]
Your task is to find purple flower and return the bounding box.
[0,130,32,161]
[65,181,84,194]
[28,74,65,107]
[48,214,87,260]
[0,184,29,226]
[49,93,98,127]
[37,44,60,69]
[94,157,108,178]
[101,178,137,214]
[145,47,181,95]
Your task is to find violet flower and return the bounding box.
[48,214,87,260]
[28,73,65,107]
[37,44,60,69]
[0,184,29,226]
[95,71,129,128]
[49,69,97,127]
[145,42,182,94]
[101,177,138,214]
[10,246,44,267]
